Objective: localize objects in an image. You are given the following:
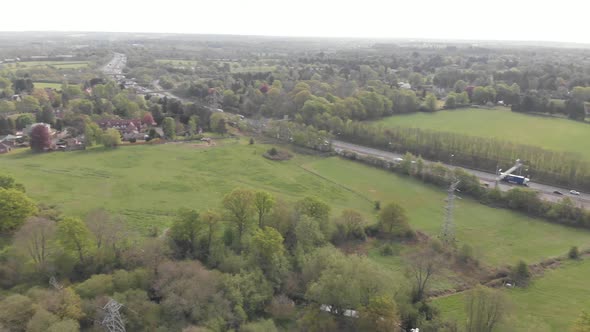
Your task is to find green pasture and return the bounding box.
[435,259,590,331]
[376,107,590,161]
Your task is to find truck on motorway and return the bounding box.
[501,174,529,186]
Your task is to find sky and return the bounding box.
[2,0,590,43]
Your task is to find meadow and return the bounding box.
[2,61,89,70]
[376,107,590,161]
[33,82,62,89]
[1,139,588,269]
[435,259,590,331]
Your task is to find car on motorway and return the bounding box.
[553,190,563,195]
[570,190,581,195]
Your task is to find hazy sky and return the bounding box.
[3,0,589,43]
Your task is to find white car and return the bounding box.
[570,190,581,196]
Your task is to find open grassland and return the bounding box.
[376,108,590,161]
[305,158,590,266]
[1,140,588,269]
[435,259,590,331]
[2,61,89,70]
[33,82,62,89]
[156,59,198,66]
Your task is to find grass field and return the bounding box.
[1,140,589,268]
[435,259,590,331]
[156,59,198,66]
[376,108,590,161]
[33,82,62,89]
[2,61,89,70]
[305,158,590,266]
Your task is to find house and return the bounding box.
[398,82,412,90]
[0,143,11,154]
[97,119,143,132]
[0,134,22,146]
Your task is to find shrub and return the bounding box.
[129,137,137,143]
[457,244,475,264]
[374,200,381,210]
[569,246,580,259]
[249,138,254,145]
[269,147,278,156]
[380,244,397,256]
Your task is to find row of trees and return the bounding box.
[332,120,590,190]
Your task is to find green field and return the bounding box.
[377,108,590,161]
[1,140,589,268]
[33,82,62,89]
[156,59,198,66]
[2,61,89,70]
[435,259,590,331]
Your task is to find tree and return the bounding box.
[465,286,508,332]
[15,113,34,130]
[249,227,289,285]
[454,80,468,93]
[102,128,121,147]
[566,98,586,121]
[510,260,531,287]
[188,115,198,135]
[254,191,275,227]
[0,174,24,191]
[170,209,202,258]
[0,188,38,233]
[69,99,94,115]
[57,217,94,263]
[335,209,366,242]
[13,217,57,271]
[295,196,332,238]
[223,188,255,251]
[201,209,222,259]
[27,308,59,332]
[573,311,590,332]
[445,93,457,109]
[359,295,400,332]
[0,294,34,332]
[162,117,176,139]
[16,95,40,113]
[378,202,412,239]
[142,112,155,126]
[210,112,227,134]
[30,124,52,152]
[39,108,55,125]
[84,122,102,146]
[424,93,437,112]
[405,246,444,303]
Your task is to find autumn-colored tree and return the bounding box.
[142,112,155,126]
[30,124,51,152]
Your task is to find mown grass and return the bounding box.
[376,107,590,161]
[435,259,590,331]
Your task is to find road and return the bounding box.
[332,140,590,208]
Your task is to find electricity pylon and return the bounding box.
[101,299,126,332]
[441,180,460,246]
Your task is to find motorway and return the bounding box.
[332,140,590,208]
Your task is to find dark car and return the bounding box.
[553,190,563,195]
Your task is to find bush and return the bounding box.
[457,244,476,265]
[129,137,136,143]
[249,138,254,145]
[269,147,278,156]
[379,244,397,256]
[374,200,381,210]
[569,246,580,259]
